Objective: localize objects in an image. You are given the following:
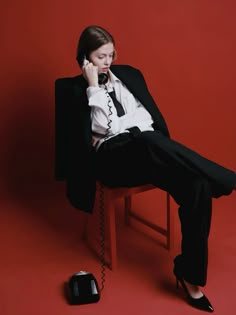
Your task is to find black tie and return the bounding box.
[108,90,125,117]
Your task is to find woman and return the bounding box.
[56,25,236,312]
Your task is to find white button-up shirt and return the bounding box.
[86,70,154,149]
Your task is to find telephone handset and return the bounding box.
[98,73,108,85]
[83,55,108,85]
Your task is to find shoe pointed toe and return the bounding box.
[173,257,214,312]
[189,295,214,312]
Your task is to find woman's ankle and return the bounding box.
[184,279,204,299]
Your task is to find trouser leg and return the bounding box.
[138,131,236,197]
[136,132,228,286]
[96,131,235,286]
[149,167,212,286]
[172,177,212,286]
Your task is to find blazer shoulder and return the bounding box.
[110,65,145,86]
[111,64,142,75]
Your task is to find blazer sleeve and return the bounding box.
[55,77,96,213]
[136,68,170,138]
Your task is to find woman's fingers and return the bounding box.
[82,62,98,86]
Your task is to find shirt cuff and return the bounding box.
[86,86,102,98]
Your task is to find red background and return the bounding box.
[0,0,235,211]
[1,3,236,314]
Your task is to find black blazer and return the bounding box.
[55,65,170,213]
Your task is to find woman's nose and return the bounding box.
[104,57,110,65]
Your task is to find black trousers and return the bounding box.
[95,131,236,286]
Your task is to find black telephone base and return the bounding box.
[65,271,100,305]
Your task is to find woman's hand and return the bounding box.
[82,58,99,87]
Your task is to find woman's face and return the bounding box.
[89,42,114,74]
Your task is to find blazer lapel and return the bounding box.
[111,65,145,100]
[111,65,159,120]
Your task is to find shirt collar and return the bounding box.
[108,69,120,85]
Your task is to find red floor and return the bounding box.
[1,184,236,315]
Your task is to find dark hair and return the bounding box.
[76,25,116,67]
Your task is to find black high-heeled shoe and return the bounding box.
[174,257,214,312]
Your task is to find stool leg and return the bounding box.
[124,196,132,225]
[84,185,118,270]
[82,218,88,241]
[104,193,117,270]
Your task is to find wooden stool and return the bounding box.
[83,183,174,270]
